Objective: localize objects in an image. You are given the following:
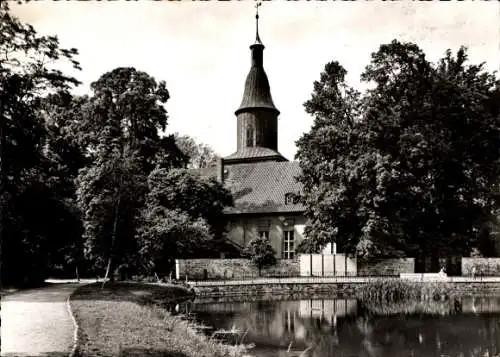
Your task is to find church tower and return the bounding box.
[224,4,286,164]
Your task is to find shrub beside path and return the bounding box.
[1,282,83,357]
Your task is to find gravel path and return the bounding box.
[1,283,81,357]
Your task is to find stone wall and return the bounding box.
[193,281,500,299]
[462,258,500,276]
[194,282,363,298]
[176,258,300,280]
[358,258,415,276]
[177,257,419,279]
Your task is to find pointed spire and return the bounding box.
[229,0,282,161]
[255,2,262,45]
[235,1,279,116]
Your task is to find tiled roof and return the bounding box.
[193,161,305,214]
[224,147,286,163]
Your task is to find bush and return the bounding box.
[244,237,277,276]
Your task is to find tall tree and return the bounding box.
[296,61,368,257]
[1,2,81,284]
[296,40,500,260]
[174,133,220,169]
[41,91,89,278]
[75,67,185,280]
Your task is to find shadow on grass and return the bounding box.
[71,282,195,309]
[119,348,191,357]
[1,282,83,303]
[0,281,53,297]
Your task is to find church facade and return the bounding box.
[195,14,307,259]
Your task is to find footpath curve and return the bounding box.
[1,282,82,357]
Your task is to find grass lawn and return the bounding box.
[70,282,249,357]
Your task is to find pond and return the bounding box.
[178,295,500,357]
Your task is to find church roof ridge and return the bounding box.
[224,147,286,163]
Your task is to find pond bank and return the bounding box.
[191,277,500,298]
[69,282,250,357]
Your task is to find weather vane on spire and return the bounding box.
[255,1,262,44]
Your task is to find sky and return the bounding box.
[11,1,500,161]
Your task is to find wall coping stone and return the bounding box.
[189,276,500,287]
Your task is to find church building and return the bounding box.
[195,10,306,260]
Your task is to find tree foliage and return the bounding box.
[174,133,220,169]
[244,237,277,276]
[295,238,322,254]
[1,2,82,284]
[296,40,500,260]
[145,168,233,237]
[137,168,233,274]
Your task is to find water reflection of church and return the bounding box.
[190,297,500,357]
[190,298,358,352]
[299,299,357,323]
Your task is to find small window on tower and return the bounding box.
[246,126,255,147]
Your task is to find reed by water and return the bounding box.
[360,280,454,303]
[359,280,458,315]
